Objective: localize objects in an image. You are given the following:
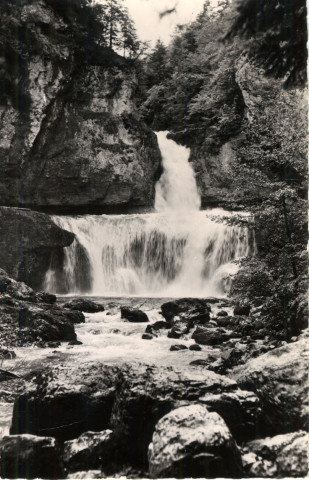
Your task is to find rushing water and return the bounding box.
[45,132,255,296]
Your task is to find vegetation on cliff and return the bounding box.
[139,0,307,340]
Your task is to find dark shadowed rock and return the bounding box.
[10,361,260,468]
[148,405,243,478]
[0,207,74,289]
[121,307,149,323]
[142,333,153,340]
[242,431,308,477]
[170,344,188,351]
[192,326,231,345]
[232,335,309,435]
[189,344,202,351]
[234,304,251,316]
[62,430,114,473]
[36,292,57,304]
[217,310,228,317]
[160,299,211,325]
[0,434,63,479]
[0,270,83,347]
[63,299,105,313]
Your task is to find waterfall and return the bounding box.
[45,132,255,296]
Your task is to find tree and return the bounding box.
[225,0,307,87]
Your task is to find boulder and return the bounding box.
[234,304,251,316]
[10,361,260,468]
[121,307,149,323]
[232,336,309,435]
[242,431,308,477]
[63,299,105,313]
[200,389,262,442]
[10,363,118,442]
[192,326,231,346]
[62,430,114,473]
[142,333,153,340]
[0,207,74,289]
[189,344,202,351]
[160,298,211,325]
[167,319,190,338]
[148,405,243,478]
[217,310,228,317]
[0,434,63,479]
[170,344,188,351]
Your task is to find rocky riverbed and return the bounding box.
[0,270,307,478]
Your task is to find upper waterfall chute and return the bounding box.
[155,131,201,212]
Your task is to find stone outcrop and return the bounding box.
[0,434,63,479]
[0,269,83,347]
[148,405,243,478]
[242,431,308,478]
[232,335,309,435]
[10,361,260,466]
[0,0,161,212]
[62,430,114,474]
[0,207,74,289]
[63,299,105,313]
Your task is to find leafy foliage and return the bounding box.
[226,0,307,87]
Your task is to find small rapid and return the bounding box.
[44,132,255,296]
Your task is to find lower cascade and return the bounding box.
[45,132,255,296]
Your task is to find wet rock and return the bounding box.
[147,320,169,331]
[0,434,63,479]
[160,298,211,325]
[142,333,153,340]
[62,430,114,473]
[0,348,16,360]
[0,208,74,289]
[234,304,251,316]
[110,363,238,466]
[121,307,149,323]
[11,363,118,442]
[242,430,308,477]
[189,344,202,351]
[67,471,103,479]
[200,389,261,442]
[47,341,61,348]
[36,291,57,304]
[68,340,83,346]
[192,326,230,345]
[232,335,309,435]
[0,271,83,347]
[63,299,105,313]
[148,405,243,478]
[170,344,188,351]
[217,310,228,317]
[0,369,20,382]
[167,319,190,339]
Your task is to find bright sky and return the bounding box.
[124,0,206,45]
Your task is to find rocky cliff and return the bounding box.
[0,0,161,212]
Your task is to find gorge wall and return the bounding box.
[0,0,161,212]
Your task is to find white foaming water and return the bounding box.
[44,132,255,296]
[155,131,201,212]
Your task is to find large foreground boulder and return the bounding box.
[242,430,308,477]
[0,434,63,479]
[232,334,309,435]
[148,405,243,478]
[10,361,260,466]
[0,207,74,289]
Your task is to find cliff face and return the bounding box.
[188,57,305,208]
[0,0,161,212]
